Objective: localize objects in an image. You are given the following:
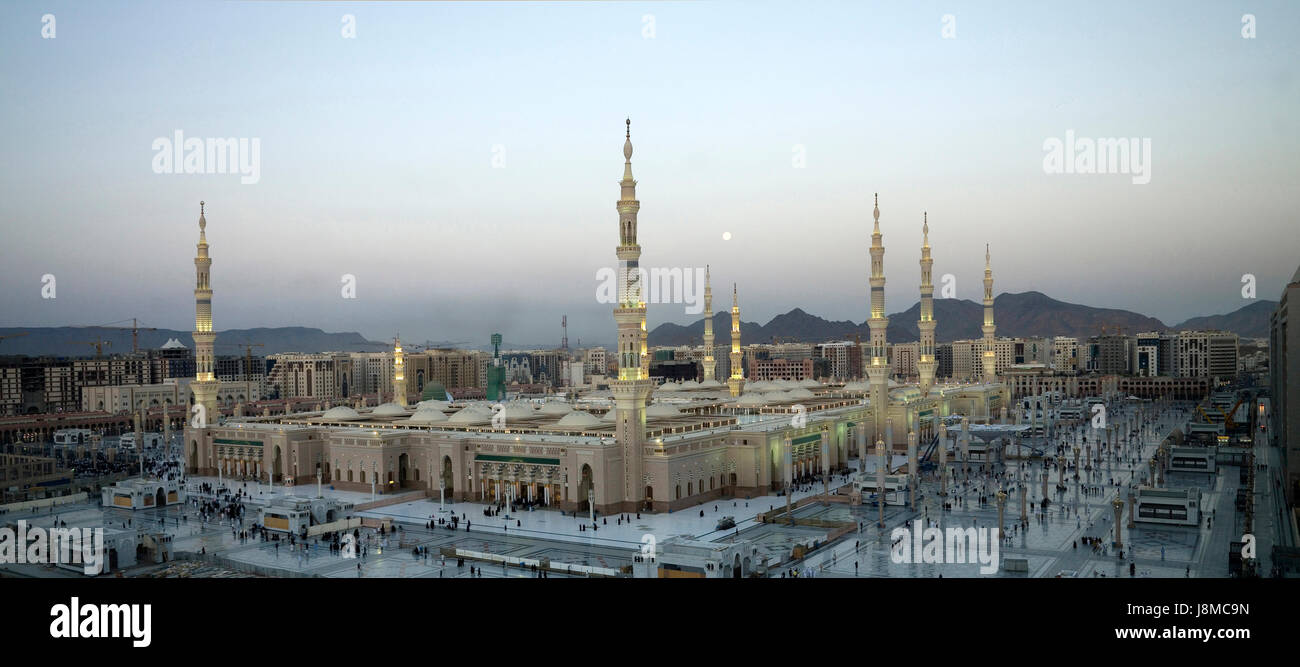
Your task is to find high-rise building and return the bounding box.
[1270,266,1300,504]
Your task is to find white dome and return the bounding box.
[660,381,680,391]
[500,403,536,420]
[555,411,601,428]
[748,381,777,392]
[646,403,681,418]
[774,379,797,389]
[698,379,723,388]
[407,408,448,423]
[678,380,700,389]
[762,391,791,402]
[371,402,407,417]
[449,408,490,424]
[787,387,815,399]
[321,406,361,421]
[418,399,450,411]
[736,393,767,406]
[538,401,573,415]
[798,378,821,388]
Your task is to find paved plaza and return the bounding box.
[2,401,1281,579]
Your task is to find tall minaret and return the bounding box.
[866,194,891,444]
[609,118,654,512]
[728,283,745,397]
[917,212,938,397]
[392,335,407,406]
[701,265,716,382]
[982,243,997,384]
[190,201,219,429]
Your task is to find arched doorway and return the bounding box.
[272,446,283,481]
[578,464,593,511]
[644,485,654,510]
[398,453,410,488]
[189,441,198,472]
[733,555,741,579]
[155,488,166,507]
[441,456,454,496]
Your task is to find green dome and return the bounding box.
[421,381,449,402]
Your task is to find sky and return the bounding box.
[1,0,1297,348]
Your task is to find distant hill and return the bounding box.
[1171,300,1275,339]
[0,326,387,358]
[647,291,1274,346]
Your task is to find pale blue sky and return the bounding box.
[1,0,1297,347]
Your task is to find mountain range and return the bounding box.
[645,292,1274,347]
[0,292,1274,357]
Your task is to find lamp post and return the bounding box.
[371,460,376,503]
[316,453,322,499]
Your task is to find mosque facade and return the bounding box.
[183,122,1006,514]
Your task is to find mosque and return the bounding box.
[183,121,1008,514]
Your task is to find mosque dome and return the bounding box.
[538,401,573,415]
[736,393,766,407]
[420,382,450,402]
[798,378,821,388]
[556,411,601,428]
[646,403,681,418]
[601,409,618,422]
[371,402,407,417]
[678,380,701,390]
[698,379,723,388]
[787,387,815,399]
[449,408,490,425]
[321,406,361,421]
[500,403,536,420]
[407,408,448,423]
[418,399,450,411]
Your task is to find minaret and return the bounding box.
[392,335,407,406]
[728,283,745,396]
[609,119,654,513]
[701,265,716,382]
[982,243,997,384]
[917,212,937,397]
[190,201,219,430]
[866,194,891,445]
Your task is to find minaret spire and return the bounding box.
[918,211,937,397]
[392,335,407,406]
[728,283,744,397]
[982,243,997,384]
[188,201,219,459]
[866,193,890,445]
[701,265,716,382]
[610,118,653,512]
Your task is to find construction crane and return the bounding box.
[73,339,112,358]
[216,342,265,380]
[85,318,158,354]
[1222,396,1246,431]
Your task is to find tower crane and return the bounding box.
[73,339,112,358]
[84,318,158,354]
